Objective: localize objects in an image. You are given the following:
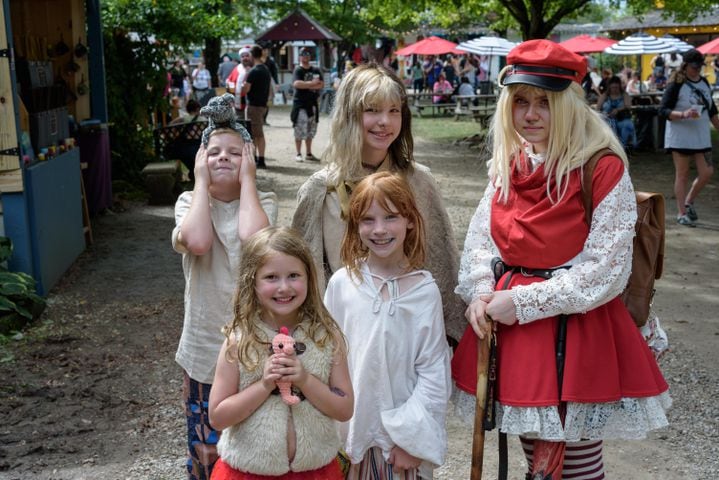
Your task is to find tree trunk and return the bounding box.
[205,37,221,88]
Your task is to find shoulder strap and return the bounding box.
[684,80,712,112]
[581,148,617,227]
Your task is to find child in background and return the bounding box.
[324,172,451,479]
[172,96,277,480]
[209,226,353,479]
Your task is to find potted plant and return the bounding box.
[0,237,46,334]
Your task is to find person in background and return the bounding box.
[451,39,670,480]
[191,61,212,106]
[262,45,280,125]
[172,96,277,479]
[664,51,683,77]
[659,48,719,227]
[226,47,253,117]
[411,60,425,93]
[457,76,476,107]
[241,45,272,169]
[597,75,636,153]
[291,48,323,163]
[170,59,188,105]
[432,71,453,104]
[625,71,644,95]
[423,55,443,92]
[217,55,237,89]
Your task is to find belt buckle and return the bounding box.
[520,267,533,277]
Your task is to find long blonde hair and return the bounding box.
[340,172,426,281]
[489,79,627,203]
[226,226,346,370]
[324,63,414,184]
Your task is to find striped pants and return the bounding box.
[347,447,427,480]
[520,437,605,480]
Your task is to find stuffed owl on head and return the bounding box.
[200,93,252,146]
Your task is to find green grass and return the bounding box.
[411,116,485,143]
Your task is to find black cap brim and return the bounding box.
[502,73,572,92]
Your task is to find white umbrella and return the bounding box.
[457,36,517,56]
[660,34,694,53]
[457,36,517,89]
[603,32,675,55]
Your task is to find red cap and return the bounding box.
[501,39,587,92]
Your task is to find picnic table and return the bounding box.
[407,92,455,117]
[453,94,498,126]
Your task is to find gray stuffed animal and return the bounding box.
[200,93,252,145]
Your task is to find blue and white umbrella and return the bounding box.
[660,34,694,53]
[603,32,675,55]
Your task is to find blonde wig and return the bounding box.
[489,77,627,203]
[227,226,346,370]
[340,172,426,281]
[324,63,414,184]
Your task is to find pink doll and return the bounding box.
[271,327,301,405]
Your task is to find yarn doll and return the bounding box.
[272,327,301,405]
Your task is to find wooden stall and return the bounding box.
[1,0,109,295]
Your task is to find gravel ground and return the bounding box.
[0,106,717,479]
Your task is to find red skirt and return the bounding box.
[211,457,344,480]
[451,273,668,405]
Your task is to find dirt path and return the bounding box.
[0,107,717,479]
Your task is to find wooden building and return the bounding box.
[1,0,110,294]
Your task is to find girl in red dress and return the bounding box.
[451,40,670,480]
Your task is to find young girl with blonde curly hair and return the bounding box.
[209,226,353,479]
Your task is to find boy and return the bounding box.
[172,101,277,480]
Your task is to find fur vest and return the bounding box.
[216,321,340,475]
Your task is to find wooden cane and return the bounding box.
[470,319,493,480]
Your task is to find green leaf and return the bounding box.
[0,283,28,296]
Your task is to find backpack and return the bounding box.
[581,149,665,327]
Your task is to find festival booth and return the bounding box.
[256,8,342,87]
[0,0,110,295]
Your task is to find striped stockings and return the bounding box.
[520,437,605,480]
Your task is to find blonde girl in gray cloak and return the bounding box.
[291,63,465,342]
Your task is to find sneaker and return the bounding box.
[294,154,304,162]
[676,214,696,227]
[305,153,319,162]
[685,204,698,221]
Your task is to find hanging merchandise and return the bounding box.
[77,75,88,96]
[54,33,70,56]
[74,37,88,58]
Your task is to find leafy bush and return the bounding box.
[0,237,46,335]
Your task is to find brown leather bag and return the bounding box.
[582,149,665,327]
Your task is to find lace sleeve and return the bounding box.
[455,182,501,304]
[512,169,637,324]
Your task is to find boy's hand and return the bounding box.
[388,446,421,471]
[193,145,211,186]
[238,141,256,184]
